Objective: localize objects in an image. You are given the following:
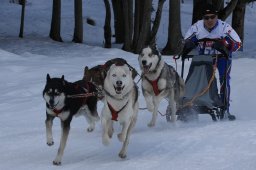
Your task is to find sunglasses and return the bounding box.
[203,15,216,20]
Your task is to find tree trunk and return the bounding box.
[112,0,124,43]
[103,0,112,48]
[150,0,166,44]
[162,0,183,55]
[122,0,133,52]
[218,0,238,20]
[192,0,204,24]
[132,0,143,51]
[19,0,26,38]
[50,0,63,42]
[232,0,245,49]
[73,0,83,43]
[134,0,152,54]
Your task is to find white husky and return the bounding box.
[138,45,185,127]
[101,63,139,158]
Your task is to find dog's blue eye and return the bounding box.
[123,74,126,77]
[112,74,116,77]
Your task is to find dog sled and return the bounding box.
[176,53,236,122]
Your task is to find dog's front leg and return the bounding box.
[45,113,55,146]
[53,120,71,165]
[118,121,129,142]
[168,91,177,122]
[101,118,111,146]
[148,96,161,127]
[143,90,154,112]
[119,116,137,159]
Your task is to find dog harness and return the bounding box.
[144,68,164,96]
[107,101,128,121]
[52,108,64,116]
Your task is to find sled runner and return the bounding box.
[176,54,236,122]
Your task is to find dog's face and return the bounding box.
[138,46,161,73]
[104,64,132,95]
[43,74,66,109]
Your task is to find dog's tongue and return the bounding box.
[143,66,150,73]
[116,86,122,91]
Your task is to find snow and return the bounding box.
[1,0,256,170]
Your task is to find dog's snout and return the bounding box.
[142,60,147,65]
[49,99,54,106]
[116,81,122,86]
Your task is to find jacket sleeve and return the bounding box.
[184,23,199,43]
[222,23,242,52]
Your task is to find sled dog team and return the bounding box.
[43,45,185,165]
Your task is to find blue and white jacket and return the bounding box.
[184,19,241,56]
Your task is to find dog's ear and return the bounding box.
[61,75,65,86]
[47,74,51,82]
[83,66,89,79]
[84,66,89,72]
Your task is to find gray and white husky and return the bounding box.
[43,74,99,165]
[101,64,139,159]
[138,45,185,127]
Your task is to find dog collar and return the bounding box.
[107,101,128,121]
[52,107,64,116]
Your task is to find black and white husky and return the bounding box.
[43,74,99,165]
[138,45,185,127]
[101,64,139,159]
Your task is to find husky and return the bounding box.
[83,58,138,92]
[101,63,139,159]
[43,74,99,165]
[138,45,185,127]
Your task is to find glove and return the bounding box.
[182,39,196,58]
[212,40,229,57]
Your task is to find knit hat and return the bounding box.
[203,4,218,15]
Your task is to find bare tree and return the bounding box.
[122,0,133,52]
[112,0,124,43]
[73,0,83,43]
[162,0,183,55]
[218,0,239,20]
[19,0,26,38]
[50,0,63,42]
[192,0,204,24]
[103,0,112,48]
[232,0,246,46]
[133,0,152,53]
[149,0,166,45]
[132,0,143,52]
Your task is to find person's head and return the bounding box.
[202,4,218,29]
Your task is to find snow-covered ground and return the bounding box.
[1,0,256,170]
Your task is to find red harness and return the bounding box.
[52,107,64,116]
[107,101,128,121]
[145,76,162,96]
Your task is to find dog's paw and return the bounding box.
[118,152,127,159]
[102,135,110,146]
[52,160,61,166]
[87,127,94,132]
[108,127,114,138]
[170,116,177,123]
[147,121,155,127]
[117,133,125,142]
[47,141,54,146]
